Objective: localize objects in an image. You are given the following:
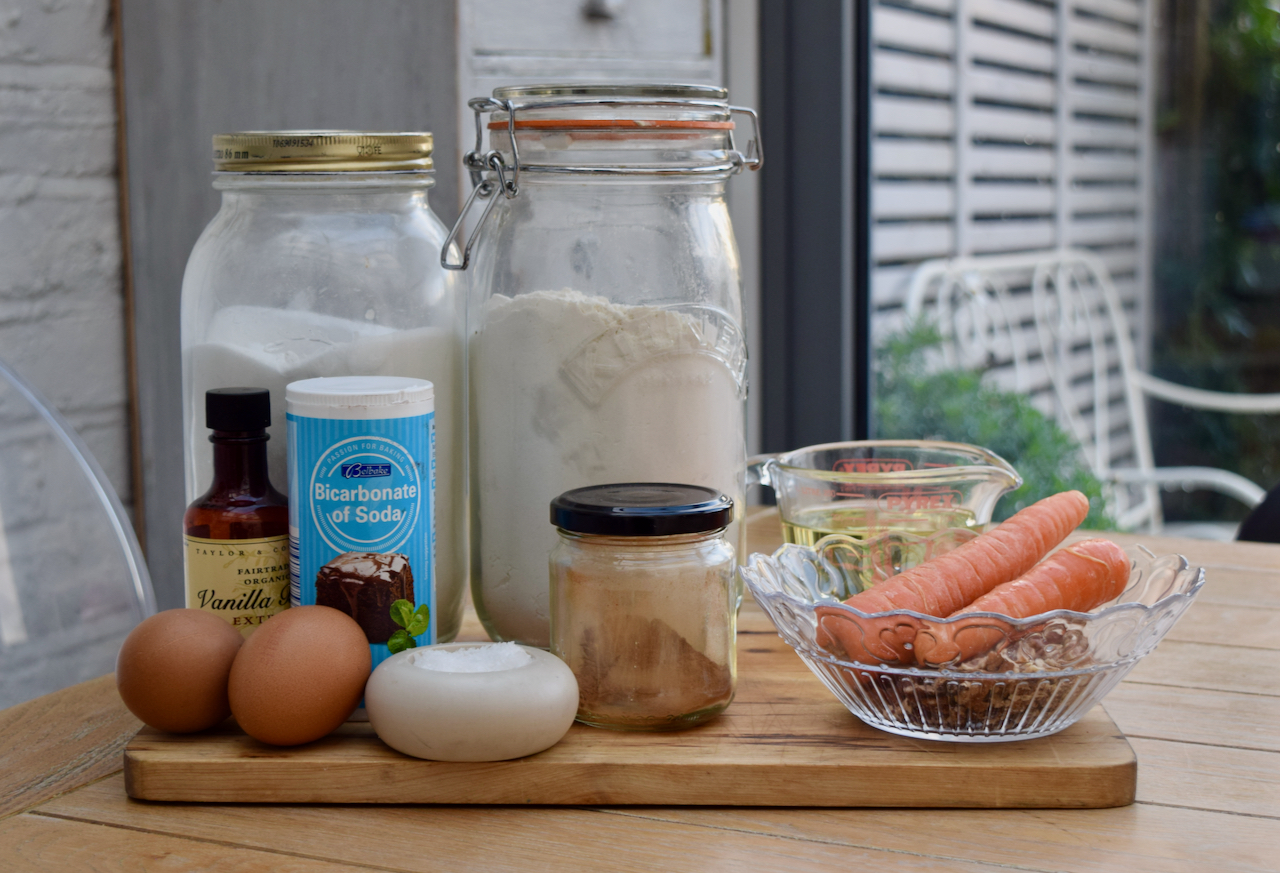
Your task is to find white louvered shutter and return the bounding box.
[870,0,1155,360]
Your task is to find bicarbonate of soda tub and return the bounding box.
[286,376,436,672]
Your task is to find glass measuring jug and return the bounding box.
[751,440,1022,545]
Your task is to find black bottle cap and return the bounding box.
[206,388,271,432]
[550,483,733,536]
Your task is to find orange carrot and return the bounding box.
[814,490,1089,664]
[913,538,1130,668]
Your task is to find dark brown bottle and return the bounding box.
[183,387,290,637]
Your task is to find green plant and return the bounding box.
[1150,0,1280,518]
[387,600,430,654]
[874,322,1116,529]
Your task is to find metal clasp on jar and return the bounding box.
[441,94,763,271]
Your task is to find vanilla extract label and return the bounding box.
[183,534,291,637]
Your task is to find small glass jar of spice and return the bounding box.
[549,483,739,731]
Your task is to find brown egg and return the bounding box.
[115,608,243,733]
[228,605,371,746]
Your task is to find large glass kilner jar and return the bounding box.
[181,132,467,642]
[444,84,762,647]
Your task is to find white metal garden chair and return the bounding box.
[904,249,1280,536]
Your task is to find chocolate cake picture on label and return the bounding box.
[315,552,414,643]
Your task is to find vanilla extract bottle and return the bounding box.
[183,388,290,636]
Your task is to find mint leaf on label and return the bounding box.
[388,629,414,654]
[389,601,429,648]
[390,599,415,630]
[406,604,430,637]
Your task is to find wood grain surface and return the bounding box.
[3,512,1278,872]
[0,674,140,818]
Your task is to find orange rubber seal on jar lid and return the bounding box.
[486,119,735,130]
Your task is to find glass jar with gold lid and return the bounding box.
[180,131,467,641]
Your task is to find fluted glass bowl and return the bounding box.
[740,532,1206,742]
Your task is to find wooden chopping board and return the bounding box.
[123,605,1137,808]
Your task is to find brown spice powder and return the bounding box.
[574,614,733,723]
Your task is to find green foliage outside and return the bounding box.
[1158,0,1280,345]
[1151,0,1280,517]
[874,322,1116,529]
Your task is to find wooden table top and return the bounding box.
[3,509,1278,871]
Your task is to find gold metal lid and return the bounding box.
[212,131,433,172]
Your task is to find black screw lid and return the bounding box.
[550,483,734,537]
[205,388,272,432]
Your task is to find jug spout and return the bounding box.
[965,463,1023,526]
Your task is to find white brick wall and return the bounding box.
[0,0,130,510]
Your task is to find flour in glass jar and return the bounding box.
[470,288,746,647]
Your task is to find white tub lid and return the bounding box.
[286,376,434,420]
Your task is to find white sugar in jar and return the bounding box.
[180,131,466,642]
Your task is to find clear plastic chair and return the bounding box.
[0,358,154,709]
